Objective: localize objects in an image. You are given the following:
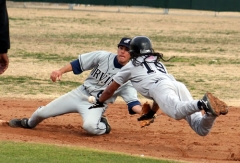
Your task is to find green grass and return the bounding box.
[0,141,176,163]
[0,76,81,95]
[1,6,239,163]
[3,8,240,99]
[16,50,76,62]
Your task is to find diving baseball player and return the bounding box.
[8,37,142,135]
[90,36,228,136]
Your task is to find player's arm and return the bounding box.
[128,104,142,114]
[50,63,73,82]
[131,105,142,114]
[99,81,120,103]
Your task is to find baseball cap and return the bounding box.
[117,37,132,49]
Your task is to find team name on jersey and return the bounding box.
[90,65,113,86]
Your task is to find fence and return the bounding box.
[10,0,240,12]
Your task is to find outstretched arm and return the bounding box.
[131,105,142,114]
[99,81,120,102]
[50,63,72,82]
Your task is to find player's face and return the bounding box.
[117,46,131,65]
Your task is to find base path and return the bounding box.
[0,98,239,163]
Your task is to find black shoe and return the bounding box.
[199,93,228,116]
[9,118,32,129]
[100,115,111,134]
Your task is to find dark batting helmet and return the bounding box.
[129,36,153,59]
[129,36,173,66]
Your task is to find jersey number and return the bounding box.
[143,62,166,74]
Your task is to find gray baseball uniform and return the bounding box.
[113,56,216,136]
[27,51,140,135]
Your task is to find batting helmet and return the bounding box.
[129,36,153,59]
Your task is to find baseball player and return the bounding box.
[8,37,142,135]
[90,36,228,136]
[0,0,10,74]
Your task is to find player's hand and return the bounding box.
[50,70,62,82]
[138,114,155,121]
[89,99,105,109]
[138,103,157,122]
[0,54,9,75]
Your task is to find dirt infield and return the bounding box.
[0,98,239,163]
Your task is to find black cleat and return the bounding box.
[100,115,111,134]
[199,92,228,116]
[9,118,32,129]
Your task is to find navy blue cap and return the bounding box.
[117,37,132,49]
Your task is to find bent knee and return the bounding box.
[82,121,98,135]
[171,112,184,120]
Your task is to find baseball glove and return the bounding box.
[138,101,159,128]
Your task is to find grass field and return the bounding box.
[1,5,239,105]
[0,5,240,163]
[0,141,175,163]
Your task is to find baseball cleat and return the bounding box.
[8,118,32,129]
[199,92,228,116]
[8,119,22,127]
[100,115,111,134]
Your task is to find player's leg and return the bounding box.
[26,87,83,128]
[185,113,216,136]
[9,89,80,128]
[9,85,110,135]
[78,87,109,135]
[173,81,217,136]
[82,106,109,135]
[150,80,200,120]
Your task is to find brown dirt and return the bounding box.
[0,98,240,163]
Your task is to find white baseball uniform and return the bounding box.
[27,51,140,135]
[113,56,216,136]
